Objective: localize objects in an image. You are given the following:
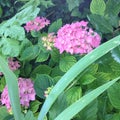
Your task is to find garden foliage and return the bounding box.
[0,0,120,120]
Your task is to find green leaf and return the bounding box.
[0,6,3,17]
[34,74,53,99]
[0,56,22,120]
[38,35,120,120]
[80,74,96,85]
[31,65,51,78]
[111,46,120,63]
[51,49,60,62]
[51,66,64,77]
[90,72,111,89]
[0,5,40,36]
[110,61,120,77]
[85,64,98,75]
[20,45,39,61]
[76,100,98,120]
[90,0,106,16]
[23,62,32,77]
[108,82,120,109]
[1,38,20,57]
[105,0,120,16]
[40,0,54,8]
[87,14,113,33]
[4,25,25,41]
[36,51,49,62]
[59,56,77,72]
[65,87,82,106]
[66,0,84,11]
[48,19,62,33]
[111,113,120,120]
[0,107,14,120]
[30,100,41,113]
[24,111,37,120]
[55,77,120,120]
[15,6,40,25]
[49,93,67,120]
[71,8,81,17]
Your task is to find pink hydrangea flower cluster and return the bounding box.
[0,77,36,111]
[0,58,20,76]
[54,21,101,54]
[24,17,50,32]
[8,58,20,71]
[42,33,56,50]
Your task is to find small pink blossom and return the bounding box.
[54,21,101,55]
[0,77,36,111]
[8,58,20,71]
[24,17,50,32]
[0,58,20,76]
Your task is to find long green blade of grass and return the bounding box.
[0,56,22,120]
[55,76,120,120]
[38,35,120,120]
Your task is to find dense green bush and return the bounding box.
[0,0,120,120]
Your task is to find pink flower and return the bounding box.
[54,21,101,55]
[42,33,56,50]
[8,58,20,71]
[0,58,20,76]
[0,77,36,111]
[24,17,50,32]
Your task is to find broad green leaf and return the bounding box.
[110,61,120,77]
[89,72,111,89]
[65,86,82,106]
[0,56,22,120]
[21,62,32,77]
[111,113,120,120]
[66,0,84,11]
[106,15,119,28]
[59,56,77,72]
[111,46,120,63]
[20,45,39,61]
[31,31,40,38]
[31,65,51,78]
[34,74,53,99]
[49,93,67,120]
[0,107,14,120]
[40,0,54,8]
[51,66,64,77]
[90,0,106,16]
[36,51,49,62]
[15,6,40,25]
[24,111,37,120]
[71,8,81,17]
[51,49,60,62]
[38,35,120,120]
[84,64,98,75]
[30,100,41,113]
[0,5,40,36]
[76,100,98,120]
[108,82,120,109]
[55,77,120,120]
[80,74,96,85]
[105,0,120,16]
[97,53,113,73]
[1,38,20,57]
[88,14,113,33]
[4,25,25,41]
[48,19,62,33]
